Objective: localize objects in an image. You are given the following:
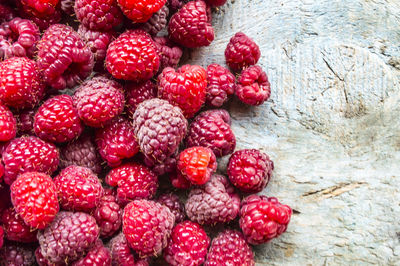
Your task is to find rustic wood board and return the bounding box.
[189,0,400,264]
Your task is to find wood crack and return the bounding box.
[302,182,367,199]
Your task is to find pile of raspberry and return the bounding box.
[0,0,291,265]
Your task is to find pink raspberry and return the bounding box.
[124,80,156,118]
[225,32,261,71]
[0,243,35,265]
[157,193,185,224]
[93,193,122,238]
[1,207,37,243]
[136,5,169,36]
[0,104,16,142]
[71,240,112,266]
[20,10,62,31]
[153,36,183,70]
[206,63,236,107]
[108,233,150,266]
[236,65,271,106]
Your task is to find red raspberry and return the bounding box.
[106,30,159,81]
[2,136,60,185]
[72,240,112,266]
[108,233,150,266]
[177,146,217,185]
[106,162,158,205]
[19,0,59,17]
[20,10,62,31]
[163,220,210,266]
[227,149,273,193]
[73,76,125,128]
[170,171,191,189]
[204,0,226,7]
[34,95,83,143]
[60,0,75,15]
[0,104,16,142]
[0,243,35,265]
[239,195,292,244]
[15,109,35,136]
[157,193,185,224]
[0,4,16,24]
[236,65,271,106]
[185,174,240,225]
[1,208,37,243]
[206,63,236,107]
[122,199,175,258]
[0,162,3,182]
[0,57,44,109]
[37,24,94,90]
[93,193,122,238]
[0,17,40,60]
[145,151,177,176]
[0,226,3,249]
[168,0,214,48]
[95,117,139,167]
[124,80,156,118]
[117,0,166,23]
[153,36,183,70]
[205,230,255,266]
[225,32,260,71]
[10,172,59,229]
[54,166,104,212]
[75,0,123,31]
[186,109,236,157]
[158,64,207,118]
[136,5,169,36]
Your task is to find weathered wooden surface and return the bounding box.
[190,0,400,265]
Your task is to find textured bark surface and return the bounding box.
[189,0,400,265]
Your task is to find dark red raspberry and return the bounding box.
[54,166,104,212]
[19,0,59,17]
[60,0,75,15]
[166,0,187,13]
[37,24,94,90]
[157,193,185,224]
[227,149,273,193]
[124,80,156,118]
[236,65,271,106]
[177,146,217,185]
[106,30,159,81]
[0,17,40,60]
[204,0,226,7]
[93,193,122,238]
[225,32,261,71]
[186,109,236,157]
[205,230,255,266]
[37,211,100,264]
[132,98,187,164]
[2,208,37,243]
[186,174,240,225]
[20,10,62,31]
[2,136,59,185]
[60,133,102,175]
[15,109,35,136]
[0,185,11,214]
[117,0,166,23]
[170,171,191,189]
[95,117,139,167]
[75,0,123,31]
[123,199,175,258]
[0,57,44,109]
[153,36,182,71]
[206,63,236,107]
[34,95,83,143]
[145,151,177,176]
[0,104,16,142]
[0,243,35,265]
[73,76,125,128]
[0,4,16,24]
[108,233,150,266]
[239,195,292,244]
[136,5,169,36]
[11,172,59,229]
[158,64,207,118]
[0,226,3,249]
[72,240,111,266]
[168,0,214,48]
[106,162,158,205]
[163,220,210,266]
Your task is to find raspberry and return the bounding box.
[236,65,271,106]
[93,193,122,238]
[0,243,35,265]
[124,80,156,118]
[186,109,236,157]
[166,0,187,13]
[227,149,274,193]
[37,24,94,90]
[60,0,75,15]
[0,185,11,214]
[10,172,59,229]
[108,233,149,266]
[205,230,255,266]
[19,0,59,17]
[132,98,187,164]
[0,226,3,249]
[2,136,59,185]
[185,174,240,225]
[137,5,169,36]
[204,0,226,7]
[168,0,214,48]
[72,241,112,266]
[2,208,37,243]
[145,152,177,176]
[15,109,35,136]
[106,162,158,205]
[73,76,125,128]
[153,36,183,70]
[122,199,175,258]
[0,4,16,24]
[163,220,210,266]
[225,32,261,71]
[0,104,16,142]
[177,146,217,185]
[206,63,236,107]
[158,64,207,118]
[37,211,100,264]
[106,30,159,81]
[34,95,83,143]
[239,195,292,244]
[21,10,62,31]
[0,17,40,60]
[117,0,166,23]
[157,193,185,224]
[0,57,44,109]
[95,117,139,167]
[75,0,123,31]
[54,166,104,212]
[0,161,3,182]
[170,171,191,189]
